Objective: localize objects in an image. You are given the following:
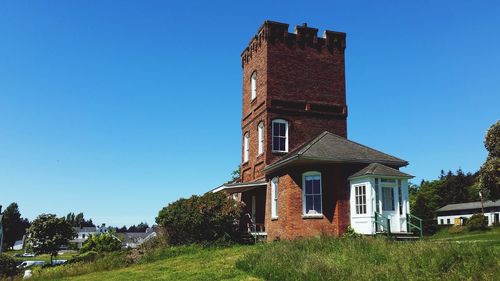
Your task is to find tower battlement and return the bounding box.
[241,21,346,66]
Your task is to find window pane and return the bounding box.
[305,180,313,194]
[306,196,313,213]
[273,123,279,136]
[312,180,320,194]
[313,195,321,213]
[273,137,280,150]
[279,138,286,151]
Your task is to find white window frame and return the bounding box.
[302,171,323,217]
[355,184,367,215]
[258,122,264,155]
[271,177,279,219]
[271,119,289,153]
[251,71,257,100]
[243,132,249,163]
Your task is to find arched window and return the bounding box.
[258,122,264,155]
[271,177,279,219]
[272,119,288,152]
[302,171,322,216]
[251,71,257,100]
[243,132,249,162]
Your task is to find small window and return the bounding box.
[302,172,322,215]
[251,71,257,100]
[398,180,403,215]
[271,177,279,218]
[272,119,288,152]
[447,219,451,224]
[355,185,367,214]
[382,187,395,211]
[243,132,249,162]
[440,219,444,225]
[258,122,264,155]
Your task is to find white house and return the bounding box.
[70,227,97,248]
[348,163,418,235]
[436,200,500,226]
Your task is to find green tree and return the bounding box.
[27,214,76,264]
[80,232,122,253]
[156,192,242,245]
[65,212,95,227]
[478,121,500,200]
[2,203,30,250]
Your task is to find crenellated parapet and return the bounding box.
[241,21,346,66]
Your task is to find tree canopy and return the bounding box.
[65,212,95,227]
[1,203,30,250]
[156,191,242,245]
[479,120,500,200]
[27,214,76,262]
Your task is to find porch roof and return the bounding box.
[263,131,408,174]
[211,180,267,193]
[348,163,413,180]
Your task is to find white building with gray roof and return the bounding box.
[436,200,500,226]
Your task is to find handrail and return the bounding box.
[375,212,391,236]
[406,213,423,238]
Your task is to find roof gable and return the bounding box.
[264,131,408,173]
[349,163,413,179]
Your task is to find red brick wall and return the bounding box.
[264,163,365,239]
[240,21,348,181]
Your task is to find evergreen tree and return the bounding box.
[2,203,30,250]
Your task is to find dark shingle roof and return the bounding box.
[436,200,500,212]
[264,131,408,173]
[349,163,413,179]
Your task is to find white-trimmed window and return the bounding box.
[272,119,288,152]
[355,185,367,214]
[382,187,395,211]
[271,177,279,218]
[302,171,322,216]
[258,122,264,155]
[243,132,249,162]
[251,71,257,100]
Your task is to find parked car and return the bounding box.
[22,253,36,257]
[17,261,45,269]
[51,260,67,266]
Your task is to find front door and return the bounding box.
[381,186,399,231]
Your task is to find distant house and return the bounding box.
[122,228,156,248]
[70,226,97,248]
[436,200,500,226]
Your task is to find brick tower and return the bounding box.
[240,21,348,183]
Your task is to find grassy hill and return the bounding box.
[25,229,500,281]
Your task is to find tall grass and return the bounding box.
[236,237,500,281]
[30,251,130,281]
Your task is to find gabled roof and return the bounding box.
[264,131,408,173]
[72,227,97,233]
[436,200,500,212]
[349,163,413,179]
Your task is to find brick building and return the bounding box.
[214,21,417,240]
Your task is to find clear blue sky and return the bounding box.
[1,1,498,226]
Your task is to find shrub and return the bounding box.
[80,232,122,253]
[156,191,243,245]
[0,253,18,278]
[68,251,99,264]
[466,214,489,231]
[342,226,362,238]
[448,225,465,234]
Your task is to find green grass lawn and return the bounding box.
[428,226,500,244]
[4,250,78,263]
[27,235,500,281]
